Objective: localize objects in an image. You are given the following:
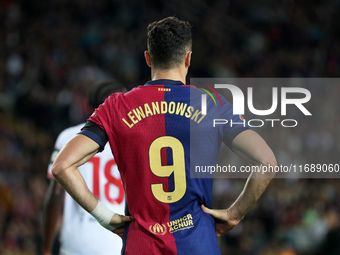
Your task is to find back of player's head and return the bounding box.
[88,80,126,109]
[147,17,192,70]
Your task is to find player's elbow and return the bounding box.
[51,160,67,180]
[51,165,61,179]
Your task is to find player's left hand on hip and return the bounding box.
[201,204,240,237]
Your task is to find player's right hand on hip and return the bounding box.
[201,204,240,237]
[109,213,133,237]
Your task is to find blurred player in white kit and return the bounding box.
[42,81,127,255]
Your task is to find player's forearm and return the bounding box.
[229,129,277,220]
[52,165,130,231]
[51,134,101,212]
[52,165,99,213]
[42,180,64,253]
[228,164,275,221]
[51,134,131,231]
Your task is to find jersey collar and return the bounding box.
[145,79,184,86]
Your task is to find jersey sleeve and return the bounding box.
[79,121,108,152]
[219,96,250,148]
[78,94,116,152]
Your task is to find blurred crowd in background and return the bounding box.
[0,0,339,254]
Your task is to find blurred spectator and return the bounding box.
[314,207,340,255]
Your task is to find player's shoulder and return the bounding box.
[189,85,230,104]
[102,91,130,106]
[123,85,147,95]
[105,86,148,103]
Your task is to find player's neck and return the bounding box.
[151,68,187,84]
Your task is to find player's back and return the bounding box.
[93,79,235,254]
[48,124,125,255]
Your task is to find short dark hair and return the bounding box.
[147,17,192,70]
[88,80,126,109]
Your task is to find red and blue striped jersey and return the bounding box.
[80,79,249,255]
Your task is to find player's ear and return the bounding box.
[185,51,192,68]
[144,51,152,67]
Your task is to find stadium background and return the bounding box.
[0,0,339,254]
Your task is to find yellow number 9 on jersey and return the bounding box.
[149,136,187,203]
